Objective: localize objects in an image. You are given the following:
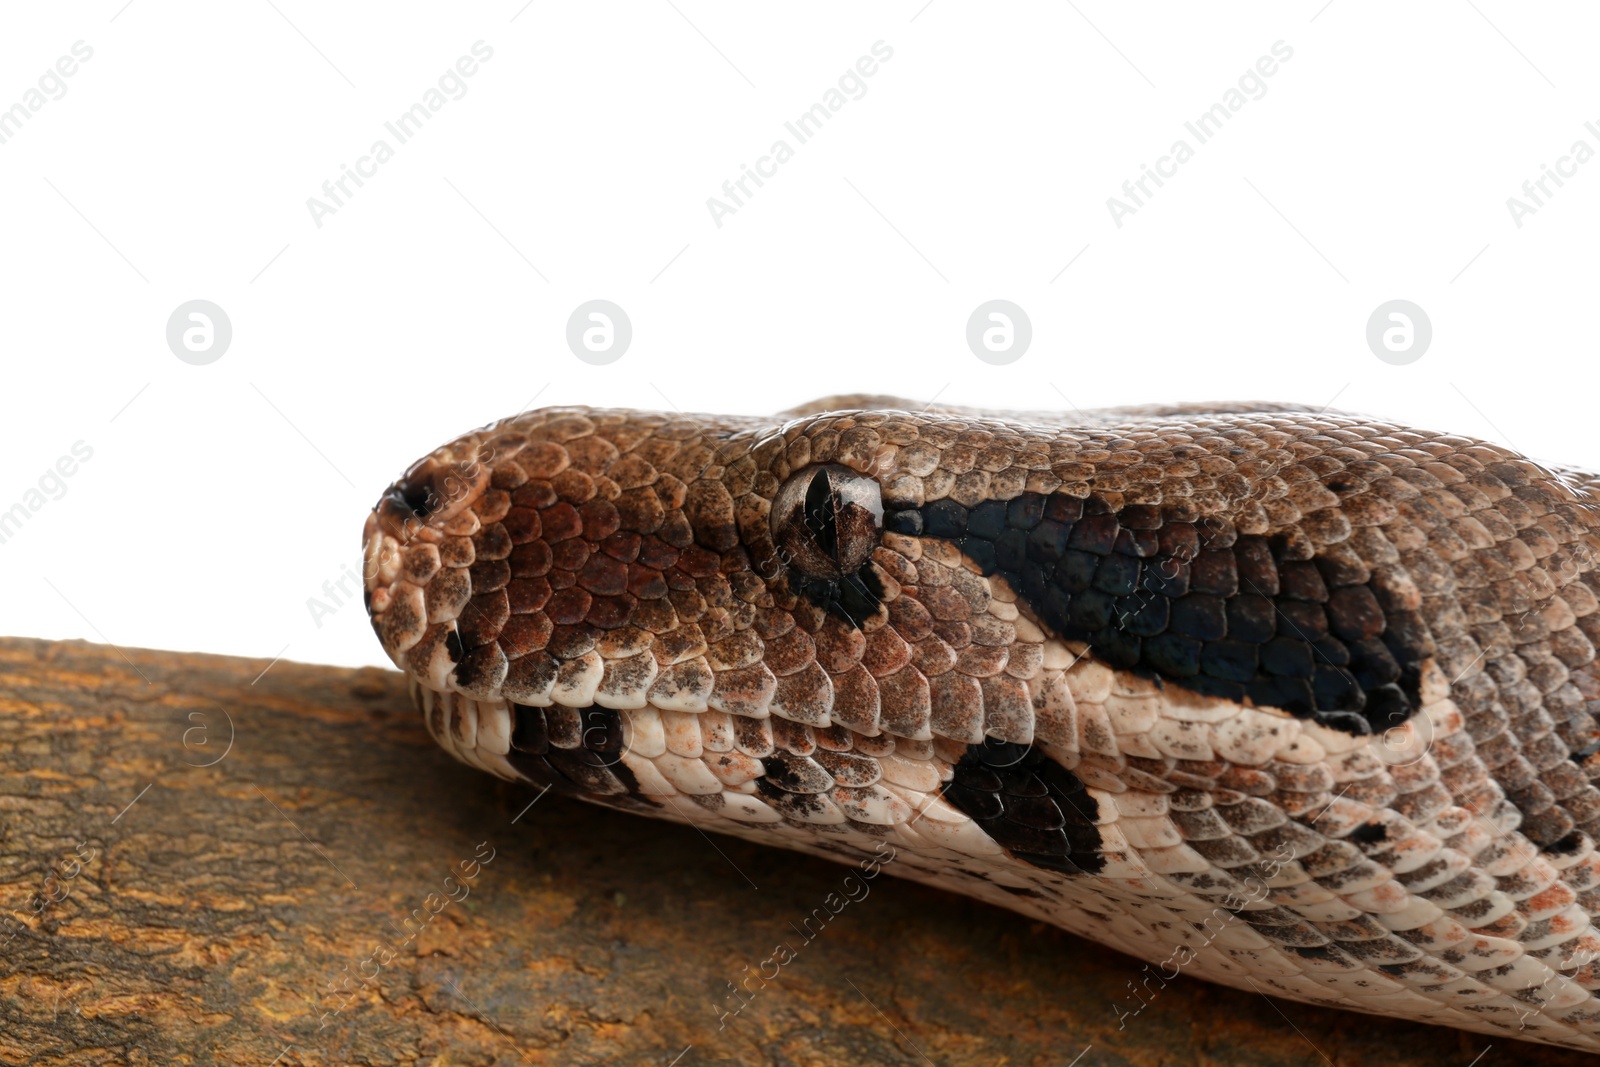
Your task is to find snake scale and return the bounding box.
[361,398,1600,1051]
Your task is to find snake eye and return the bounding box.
[772,465,884,576]
[771,465,885,626]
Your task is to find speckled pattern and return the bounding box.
[363,398,1600,1051]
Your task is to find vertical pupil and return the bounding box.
[803,467,838,559]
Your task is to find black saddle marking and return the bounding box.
[940,738,1105,876]
[888,492,1430,736]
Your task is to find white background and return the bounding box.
[1,1,1596,674]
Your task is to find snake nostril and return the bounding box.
[385,475,436,519]
[374,452,492,543]
[374,458,450,541]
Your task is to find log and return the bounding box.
[0,636,1585,1066]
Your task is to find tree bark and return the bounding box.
[0,637,1585,1066]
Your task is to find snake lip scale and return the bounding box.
[363,397,1600,1051]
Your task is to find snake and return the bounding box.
[361,398,1600,1051]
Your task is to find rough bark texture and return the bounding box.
[0,636,1585,1066]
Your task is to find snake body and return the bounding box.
[362,399,1600,1050]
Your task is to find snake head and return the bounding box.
[360,401,1063,805]
[361,405,908,795]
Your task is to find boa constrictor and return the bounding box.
[362,398,1600,1051]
